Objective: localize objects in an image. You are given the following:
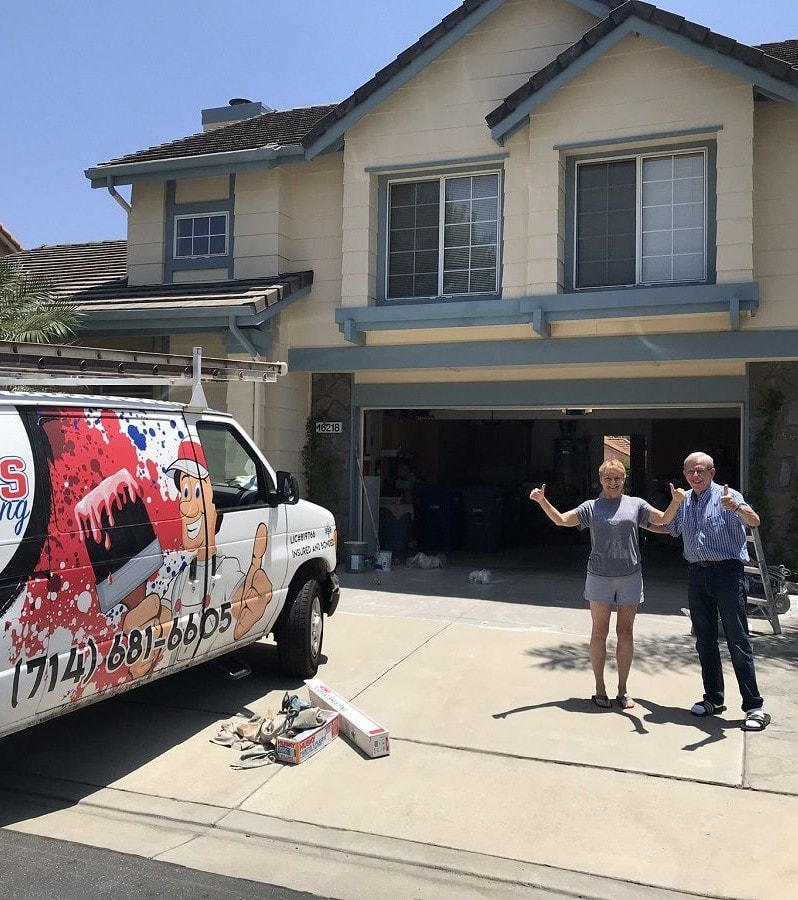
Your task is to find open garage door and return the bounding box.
[361,406,742,561]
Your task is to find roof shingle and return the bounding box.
[94,105,337,168]
[7,242,311,315]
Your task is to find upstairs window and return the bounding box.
[574,150,707,289]
[174,213,229,260]
[386,173,500,299]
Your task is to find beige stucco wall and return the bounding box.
[524,34,755,294]
[127,182,165,286]
[354,358,745,385]
[174,176,229,204]
[234,167,293,279]
[753,101,798,329]
[340,0,595,309]
[281,155,347,349]
[337,1,759,361]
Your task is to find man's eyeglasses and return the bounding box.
[684,467,710,476]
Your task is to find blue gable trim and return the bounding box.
[290,326,791,373]
[334,282,759,342]
[489,15,798,144]
[352,376,746,409]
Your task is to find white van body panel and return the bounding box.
[0,394,338,739]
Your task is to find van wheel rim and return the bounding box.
[310,595,323,656]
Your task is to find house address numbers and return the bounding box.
[315,421,343,434]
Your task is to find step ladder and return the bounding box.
[744,526,789,635]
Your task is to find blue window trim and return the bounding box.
[376,163,505,305]
[563,140,717,293]
[165,175,235,281]
[334,281,757,344]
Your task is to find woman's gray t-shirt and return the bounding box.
[575,495,652,577]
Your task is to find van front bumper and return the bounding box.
[326,571,340,616]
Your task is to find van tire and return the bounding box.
[275,577,324,677]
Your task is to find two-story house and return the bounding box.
[11,0,798,560]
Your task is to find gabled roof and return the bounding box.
[487,1,798,143]
[87,0,798,184]
[8,241,312,337]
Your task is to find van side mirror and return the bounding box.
[276,471,300,505]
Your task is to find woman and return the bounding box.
[529,460,682,710]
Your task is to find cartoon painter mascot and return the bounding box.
[123,440,273,675]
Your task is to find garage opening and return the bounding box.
[360,406,741,566]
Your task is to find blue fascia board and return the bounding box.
[334,283,759,340]
[86,145,306,188]
[303,0,507,161]
[353,376,747,409]
[490,16,798,144]
[289,327,793,373]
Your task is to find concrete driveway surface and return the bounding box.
[1,551,796,900]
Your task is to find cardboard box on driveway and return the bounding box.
[274,710,339,765]
[306,679,390,758]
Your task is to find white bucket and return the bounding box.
[374,550,392,572]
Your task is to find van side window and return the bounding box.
[196,423,271,510]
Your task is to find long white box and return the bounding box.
[306,679,390,758]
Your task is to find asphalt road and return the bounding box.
[0,828,325,900]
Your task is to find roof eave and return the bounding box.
[488,15,798,144]
[85,144,306,187]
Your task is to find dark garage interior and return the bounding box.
[360,407,742,562]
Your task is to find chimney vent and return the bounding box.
[201,99,273,131]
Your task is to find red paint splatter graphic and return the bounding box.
[10,407,186,701]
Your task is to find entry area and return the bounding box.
[360,406,741,562]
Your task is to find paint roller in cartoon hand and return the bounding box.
[75,468,170,678]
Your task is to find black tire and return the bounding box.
[275,577,324,677]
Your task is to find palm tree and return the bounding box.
[0,257,81,342]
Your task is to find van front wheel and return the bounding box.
[275,577,324,677]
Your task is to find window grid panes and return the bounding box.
[641,153,705,283]
[387,173,499,299]
[174,213,228,259]
[575,151,706,289]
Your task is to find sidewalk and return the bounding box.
[1,558,796,899]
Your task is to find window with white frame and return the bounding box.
[574,150,706,289]
[386,172,500,299]
[174,213,229,259]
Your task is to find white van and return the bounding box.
[0,365,339,739]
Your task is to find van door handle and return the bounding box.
[188,558,198,584]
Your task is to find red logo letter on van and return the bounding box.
[0,457,28,500]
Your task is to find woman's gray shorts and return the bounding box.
[584,570,644,605]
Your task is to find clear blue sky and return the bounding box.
[2,1,795,249]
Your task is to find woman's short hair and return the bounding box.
[598,459,627,479]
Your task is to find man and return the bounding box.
[665,451,770,731]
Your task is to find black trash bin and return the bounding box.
[461,486,503,551]
[418,484,461,552]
